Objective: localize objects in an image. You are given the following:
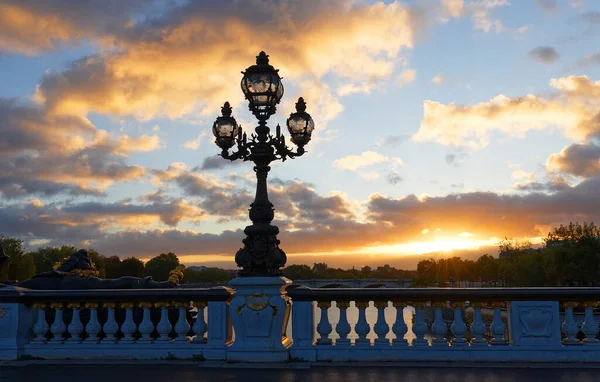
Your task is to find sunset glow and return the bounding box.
[1,0,600,269]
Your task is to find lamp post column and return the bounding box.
[217,52,315,361]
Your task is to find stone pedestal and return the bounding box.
[0,287,33,360]
[227,276,292,362]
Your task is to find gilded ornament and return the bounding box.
[168,264,186,284]
[103,302,116,309]
[50,303,63,309]
[84,302,98,309]
[317,301,331,309]
[246,292,269,311]
[33,303,47,309]
[337,301,350,309]
[194,302,207,309]
[138,301,153,309]
[120,302,135,309]
[355,301,369,309]
[67,302,81,309]
[583,301,599,308]
[374,301,388,308]
[154,301,171,309]
[562,301,579,308]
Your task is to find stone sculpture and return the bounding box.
[1,248,184,290]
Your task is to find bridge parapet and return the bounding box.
[2,284,600,364]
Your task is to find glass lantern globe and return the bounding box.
[286,97,314,146]
[212,102,239,150]
[240,51,284,120]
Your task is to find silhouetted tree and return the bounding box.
[145,252,179,281]
[119,257,146,277]
[283,264,313,280]
[0,236,35,281]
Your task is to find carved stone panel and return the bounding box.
[508,301,561,346]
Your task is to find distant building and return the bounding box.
[187,265,207,271]
[312,263,327,274]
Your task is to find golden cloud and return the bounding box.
[413,75,600,150]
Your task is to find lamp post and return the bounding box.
[212,51,314,277]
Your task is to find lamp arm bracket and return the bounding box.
[272,136,305,161]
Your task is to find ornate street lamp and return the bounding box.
[212,51,314,276]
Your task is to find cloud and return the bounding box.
[183,132,207,150]
[441,0,464,18]
[333,151,391,171]
[547,143,600,177]
[528,46,560,64]
[577,51,600,67]
[439,0,508,33]
[387,172,403,185]
[0,0,156,55]
[431,75,446,85]
[413,75,600,150]
[367,175,600,240]
[535,0,557,11]
[0,97,154,198]
[197,155,243,171]
[31,0,423,123]
[375,135,408,148]
[396,69,416,86]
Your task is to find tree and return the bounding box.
[103,256,122,279]
[0,236,36,281]
[119,257,145,277]
[30,245,77,273]
[283,264,313,280]
[145,252,179,281]
[87,249,106,278]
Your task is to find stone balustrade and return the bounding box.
[287,286,600,362]
[0,286,232,360]
[3,283,600,363]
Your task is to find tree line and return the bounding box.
[414,222,600,287]
[0,241,232,283]
[2,222,599,287]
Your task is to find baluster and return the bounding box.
[174,302,191,342]
[490,302,507,345]
[155,302,173,342]
[431,302,448,345]
[137,302,155,343]
[411,302,429,346]
[102,302,119,343]
[374,301,390,346]
[335,301,351,347]
[50,303,66,342]
[470,302,488,346]
[354,301,371,346]
[450,301,467,346]
[192,301,207,343]
[562,302,581,344]
[316,301,333,344]
[67,303,83,343]
[392,301,408,345]
[31,303,49,344]
[581,301,599,344]
[84,302,101,343]
[120,302,136,343]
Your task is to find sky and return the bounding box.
[1,0,600,270]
